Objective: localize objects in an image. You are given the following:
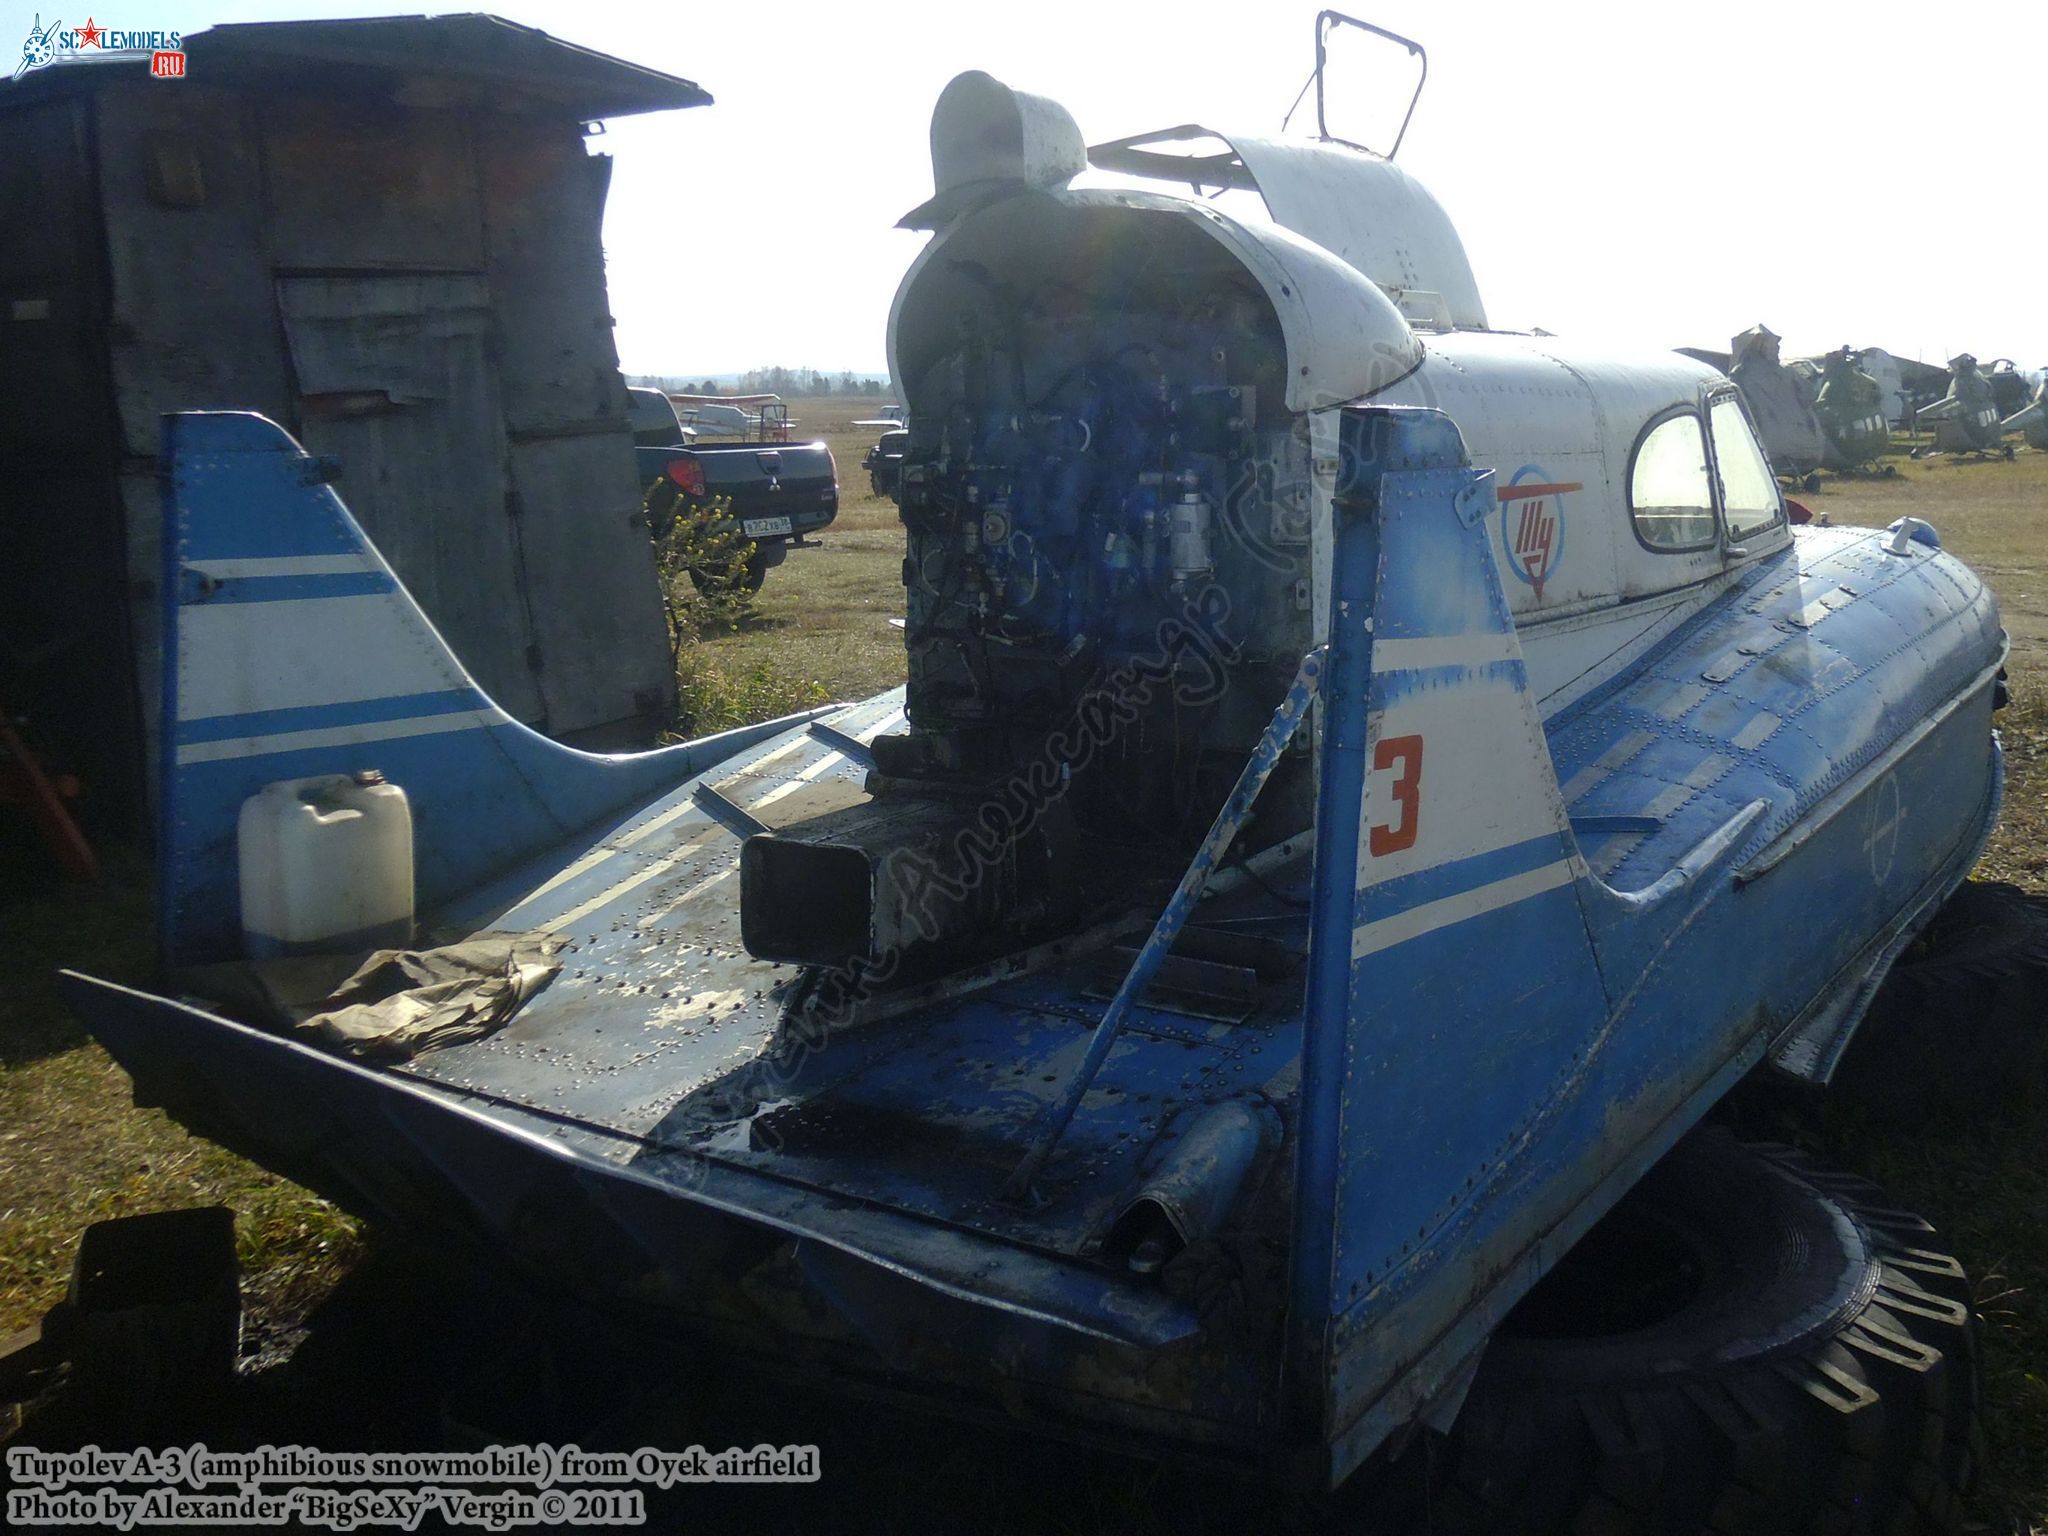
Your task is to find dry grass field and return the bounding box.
[1760,445,2048,1531]
[1,398,2044,1529]
[684,395,914,705]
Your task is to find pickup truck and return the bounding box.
[862,422,908,499]
[627,388,837,592]
[627,386,696,447]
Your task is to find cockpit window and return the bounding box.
[1709,396,1783,541]
[1630,413,1717,551]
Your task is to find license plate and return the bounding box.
[742,516,793,537]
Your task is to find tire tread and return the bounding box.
[1414,1140,1980,1536]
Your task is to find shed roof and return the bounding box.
[2,12,710,118]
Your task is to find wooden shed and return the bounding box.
[0,14,710,834]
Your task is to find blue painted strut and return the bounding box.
[1001,645,1328,1202]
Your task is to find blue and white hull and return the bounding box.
[65,407,2003,1488]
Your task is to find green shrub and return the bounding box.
[646,482,756,646]
[644,481,830,736]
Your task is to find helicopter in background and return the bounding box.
[1722,324,1826,485]
[1914,353,2014,458]
[1812,346,1894,471]
[2003,370,2048,452]
[1984,358,2033,419]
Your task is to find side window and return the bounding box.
[1630,413,1717,551]
[1709,395,1783,541]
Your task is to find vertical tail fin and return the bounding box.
[1294,407,1608,1470]
[159,412,819,966]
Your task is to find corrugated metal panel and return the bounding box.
[97,87,296,454]
[96,86,302,822]
[279,271,492,399]
[505,432,673,736]
[277,272,545,726]
[478,116,673,737]
[0,99,106,461]
[3,58,684,827]
[194,15,711,118]
[478,119,631,434]
[0,94,147,826]
[263,100,485,272]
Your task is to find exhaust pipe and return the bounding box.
[740,792,1078,973]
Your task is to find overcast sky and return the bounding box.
[25,0,2047,377]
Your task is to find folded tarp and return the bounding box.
[190,932,566,1062]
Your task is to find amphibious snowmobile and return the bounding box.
[65,23,2002,1532]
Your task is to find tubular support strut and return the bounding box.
[1001,645,1327,1202]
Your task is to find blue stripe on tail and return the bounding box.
[159,413,830,967]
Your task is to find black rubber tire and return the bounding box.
[1423,1131,1981,1536]
[1832,880,2048,1125]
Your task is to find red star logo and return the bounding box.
[75,17,104,47]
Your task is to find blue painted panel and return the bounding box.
[174,688,482,746]
[158,413,837,966]
[1295,415,1611,1455]
[193,571,398,604]
[69,405,2007,1489]
[57,973,1218,1368]
[1299,410,2003,1481]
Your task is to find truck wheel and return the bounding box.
[1426,1131,1980,1536]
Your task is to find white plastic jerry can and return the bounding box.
[238,771,415,959]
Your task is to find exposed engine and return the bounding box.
[743,212,1317,977]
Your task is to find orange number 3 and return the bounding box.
[1369,733,1424,857]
